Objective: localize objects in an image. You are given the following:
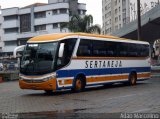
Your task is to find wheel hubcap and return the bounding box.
[76,79,82,90]
[131,75,136,85]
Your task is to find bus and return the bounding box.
[14,33,151,93]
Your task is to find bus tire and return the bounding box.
[44,90,53,94]
[103,83,113,87]
[72,76,85,92]
[129,72,137,86]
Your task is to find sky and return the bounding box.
[0,0,159,26]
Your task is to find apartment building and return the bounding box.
[1,0,86,55]
[0,7,4,53]
[102,0,130,35]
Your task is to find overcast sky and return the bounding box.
[0,0,159,26]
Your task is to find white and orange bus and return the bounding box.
[14,33,151,93]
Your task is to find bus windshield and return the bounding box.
[20,42,58,75]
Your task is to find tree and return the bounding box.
[60,15,101,34]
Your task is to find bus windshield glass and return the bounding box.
[20,42,58,75]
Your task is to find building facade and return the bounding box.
[0,7,4,54]
[102,0,130,35]
[1,0,86,55]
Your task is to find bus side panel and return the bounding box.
[56,57,151,89]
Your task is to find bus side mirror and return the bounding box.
[13,45,25,58]
[58,43,65,58]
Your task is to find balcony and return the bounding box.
[18,31,48,39]
[2,8,18,16]
[3,45,17,52]
[34,14,69,26]
[34,3,69,12]
[4,33,18,41]
[3,20,19,29]
[78,3,86,10]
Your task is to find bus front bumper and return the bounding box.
[19,78,57,90]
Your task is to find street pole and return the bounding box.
[137,0,141,41]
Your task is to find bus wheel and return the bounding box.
[129,73,137,86]
[72,77,85,92]
[44,90,53,94]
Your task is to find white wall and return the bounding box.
[1,1,86,53]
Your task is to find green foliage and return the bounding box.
[60,15,101,34]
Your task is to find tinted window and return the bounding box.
[57,38,77,69]
[77,39,149,58]
[92,41,107,57]
[77,40,92,56]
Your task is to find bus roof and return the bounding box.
[27,32,149,44]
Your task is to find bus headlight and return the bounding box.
[42,73,57,81]
[19,73,57,82]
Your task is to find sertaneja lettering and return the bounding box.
[85,60,122,69]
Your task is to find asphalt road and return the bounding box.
[0,78,160,118]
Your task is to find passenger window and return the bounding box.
[92,41,107,57]
[77,39,92,56]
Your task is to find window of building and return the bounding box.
[53,9,58,15]
[122,0,126,5]
[105,14,107,18]
[115,0,118,5]
[59,8,67,14]
[119,7,121,12]
[35,25,46,31]
[20,14,31,33]
[119,15,121,20]
[82,10,86,15]
[4,28,18,34]
[105,6,107,10]
[4,15,18,21]
[119,24,121,28]
[115,25,118,30]
[115,9,118,15]
[115,17,118,22]
[53,23,59,29]
[4,41,17,46]
[123,8,126,13]
[34,11,46,18]
[123,18,126,24]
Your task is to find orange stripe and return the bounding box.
[87,75,128,83]
[137,73,151,78]
[58,73,150,86]
[72,57,149,60]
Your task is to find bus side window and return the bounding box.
[77,39,92,57]
[77,46,91,56]
[92,40,107,57]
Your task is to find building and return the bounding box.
[102,0,130,35]
[1,0,86,55]
[0,6,4,54]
